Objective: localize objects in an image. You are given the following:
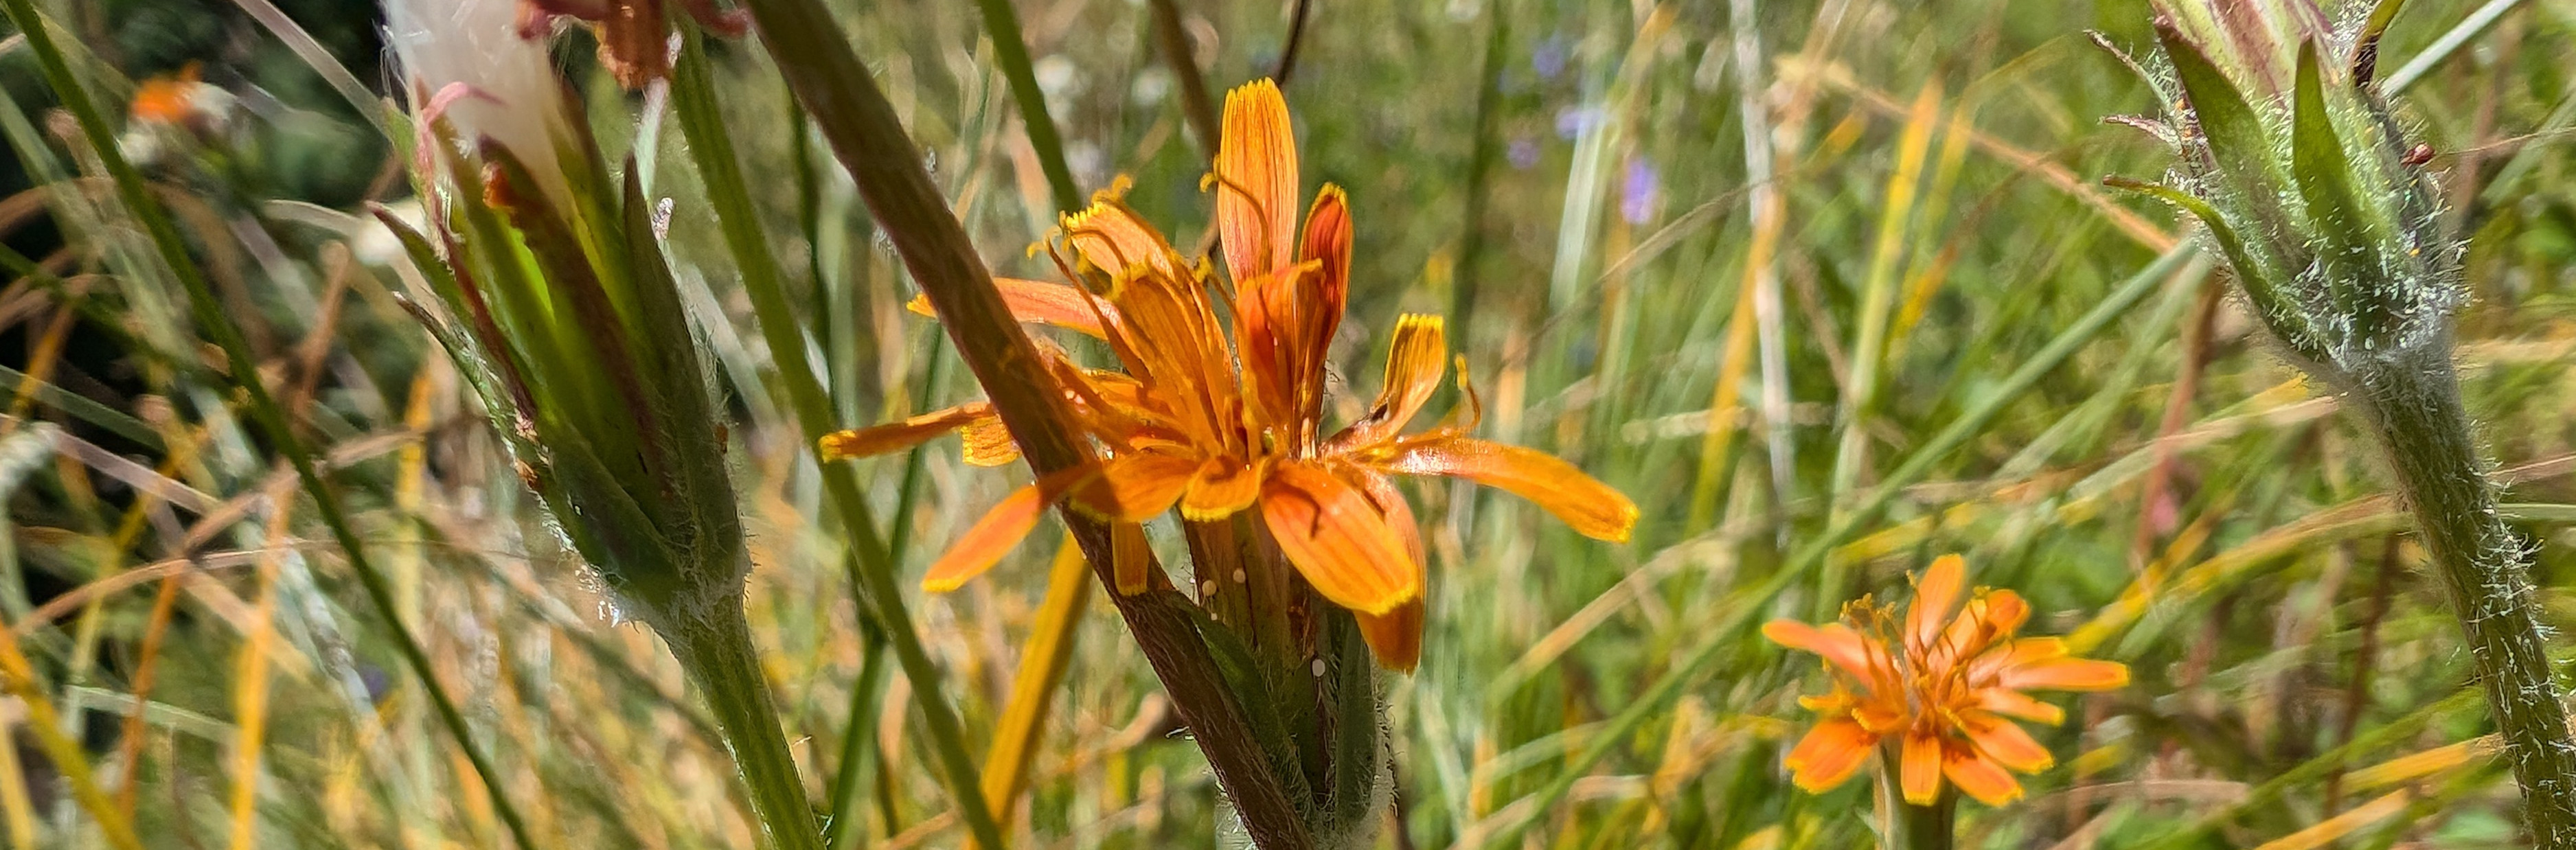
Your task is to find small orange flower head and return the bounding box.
[1762,555,2127,805]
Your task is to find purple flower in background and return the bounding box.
[1555,105,1602,140]
[1531,35,1569,81]
[1507,136,1541,170]
[1621,157,1661,224]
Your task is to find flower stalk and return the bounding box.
[732,0,1317,844]
[2111,0,2576,841]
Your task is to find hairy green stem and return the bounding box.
[2349,343,2576,847]
[668,34,1009,849]
[664,599,827,850]
[0,2,540,845]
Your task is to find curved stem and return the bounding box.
[2353,344,2576,847]
[665,599,826,850]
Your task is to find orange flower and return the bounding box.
[821,80,1637,670]
[1762,555,2127,805]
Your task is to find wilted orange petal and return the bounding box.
[1376,436,1636,542]
[1976,688,2066,725]
[1941,747,2025,806]
[1180,458,1264,520]
[819,403,996,460]
[1356,599,1424,673]
[1112,522,1152,595]
[1762,620,1881,687]
[1213,78,1301,284]
[1961,712,2054,772]
[1907,554,1967,654]
[1782,718,1874,792]
[909,279,1115,338]
[1997,656,2130,693]
[1259,463,1418,615]
[1900,731,1943,805]
[1072,451,1200,522]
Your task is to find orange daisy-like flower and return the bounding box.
[821,80,1637,670]
[1762,555,2128,805]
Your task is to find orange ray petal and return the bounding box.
[1180,458,1264,521]
[819,403,997,461]
[1782,718,1876,792]
[909,279,1116,338]
[1356,599,1424,673]
[1295,185,1351,382]
[1071,450,1200,523]
[1374,435,1637,542]
[1996,656,2130,693]
[1960,712,2054,773]
[961,415,1023,467]
[1064,200,1183,279]
[1112,522,1152,595]
[1975,688,2066,725]
[1258,462,1418,615]
[1907,553,1967,654]
[1900,731,1944,805]
[1328,314,1448,451]
[1212,78,1301,284]
[921,466,1099,592]
[1762,620,1882,687]
[1941,747,2025,806]
[1345,466,1426,572]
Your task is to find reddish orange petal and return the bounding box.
[1782,718,1876,793]
[1961,713,2053,773]
[1071,451,1200,522]
[1180,458,1264,520]
[1259,462,1418,615]
[1762,620,1881,687]
[1112,522,1152,595]
[819,403,997,460]
[1941,748,2025,806]
[1356,599,1424,673]
[1907,554,1967,654]
[1375,435,1636,542]
[1996,656,2129,693]
[1900,731,1943,805]
[1212,78,1301,283]
[910,278,1115,338]
[1295,185,1351,371]
[1939,589,2032,664]
[1327,314,1449,451]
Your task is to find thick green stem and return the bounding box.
[664,597,827,850]
[1874,749,1952,850]
[2351,343,2576,847]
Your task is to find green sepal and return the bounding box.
[2155,19,2275,190]
[615,160,740,561]
[2289,41,2391,340]
[541,423,692,614]
[1176,594,1321,814]
[2104,175,2311,349]
[2353,0,2410,84]
[372,205,531,433]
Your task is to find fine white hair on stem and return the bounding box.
[383,0,571,203]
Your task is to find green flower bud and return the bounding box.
[2117,0,2454,376]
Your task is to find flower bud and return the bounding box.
[2115,0,2454,375]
